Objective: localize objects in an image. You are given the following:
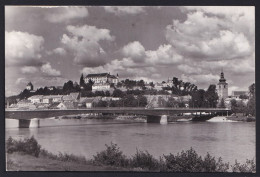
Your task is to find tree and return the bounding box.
[219,98,226,108]
[190,89,205,108]
[247,83,255,116]
[105,91,110,97]
[230,99,238,114]
[80,73,85,87]
[112,89,125,98]
[205,85,219,108]
[137,95,148,107]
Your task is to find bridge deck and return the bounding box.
[5,108,231,119]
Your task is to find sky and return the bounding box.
[5,6,255,96]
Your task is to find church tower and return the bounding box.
[217,70,228,100]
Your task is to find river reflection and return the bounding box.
[6,119,255,164]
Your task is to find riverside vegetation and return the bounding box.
[6,136,256,172]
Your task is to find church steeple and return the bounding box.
[219,70,226,83]
[217,70,228,100]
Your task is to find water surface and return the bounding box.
[6,119,255,164]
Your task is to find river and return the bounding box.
[5,118,255,164]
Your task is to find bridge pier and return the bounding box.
[6,118,40,128]
[147,115,168,124]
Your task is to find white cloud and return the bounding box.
[104,6,145,15]
[145,44,183,65]
[21,66,39,74]
[122,41,145,61]
[15,77,28,85]
[177,64,202,74]
[45,7,88,23]
[48,47,67,56]
[61,24,114,66]
[5,31,44,66]
[41,62,61,77]
[166,8,254,60]
[181,73,219,85]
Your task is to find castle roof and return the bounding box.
[86,73,109,78]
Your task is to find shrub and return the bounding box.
[163,148,229,172]
[6,136,41,157]
[130,149,160,171]
[92,142,129,167]
[40,149,87,164]
[232,159,256,173]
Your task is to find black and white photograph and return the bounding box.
[5,6,255,172]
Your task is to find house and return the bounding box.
[70,92,80,100]
[62,95,75,102]
[17,100,36,110]
[154,83,163,91]
[47,86,55,91]
[42,96,54,104]
[101,97,121,101]
[51,95,63,103]
[85,98,95,108]
[92,83,111,91]
[231,91,248,99]
[28,95,43,103]
[57,102,77,109]
[84,73,119,84]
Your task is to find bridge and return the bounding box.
[5,107,231,127]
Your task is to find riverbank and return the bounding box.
[6,152,127,171]
[6,136,256,172]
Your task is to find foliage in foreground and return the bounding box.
[93,142,255,173]
[6,136,41,157]
[6,136,256,172]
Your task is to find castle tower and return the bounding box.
[217,70,228,100]
[26,82,33,91]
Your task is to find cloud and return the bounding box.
[145,44,183,65]
[21,66,39,74]
[104,6,145,15]
[121,42,183,66]
[5,31,44,66]
[41,62,61,77]
[45,7,88,23]
[61,24,115,66]
[47,47,67,56]
[121,41,145,62]
[82,57,157,79]
[177,64,202,74]
[166,7,254,61]
[15,77,28,85]
[181,73,219,85]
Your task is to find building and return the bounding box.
[26,82,34,91]
[28,95,43,103]
[231,91,248,99]
[85,98,95,108]
[42,96,54,104]
[84,73,119,84]
[217,70,228,100]
[57,102,77,109]
[92,83,111,91]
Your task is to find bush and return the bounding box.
[92,142,129,167]
[163,148,229,172]
[232,159,256,173]
[130,149,160,171]
[6,136,41,157]
[40,149,87,164]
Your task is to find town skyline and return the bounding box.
[5,6,255,96]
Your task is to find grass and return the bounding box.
[6,136,256,172]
